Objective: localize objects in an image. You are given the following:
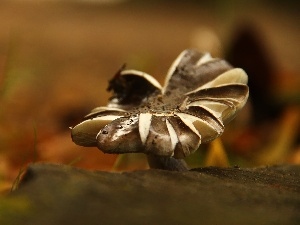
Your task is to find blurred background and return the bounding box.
[0,0,299,193]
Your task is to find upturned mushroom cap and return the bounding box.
[71,49,249,159]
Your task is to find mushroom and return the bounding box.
[71,49,249,171]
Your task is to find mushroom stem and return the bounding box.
[147,154,189,171]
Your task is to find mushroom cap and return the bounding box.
[71,49,249,159]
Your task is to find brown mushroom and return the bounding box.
[71,49,249,171]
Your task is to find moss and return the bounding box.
[0,196,32,225]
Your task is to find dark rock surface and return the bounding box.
[4,163,300,225]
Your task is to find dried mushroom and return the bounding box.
[71,49,249,171]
